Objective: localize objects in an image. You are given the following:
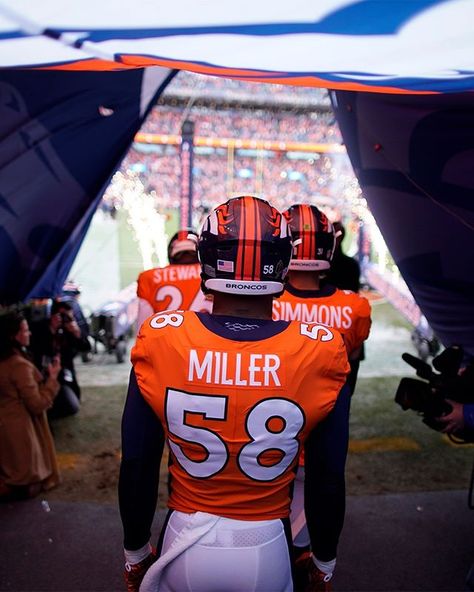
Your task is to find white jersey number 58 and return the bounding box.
[166,388,304,481]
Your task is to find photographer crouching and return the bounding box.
[30,300,91,419]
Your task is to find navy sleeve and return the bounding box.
[464,403,474,431]
[304,383,351,561]
[118,369,165,550]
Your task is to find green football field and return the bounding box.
[69,208,180,314]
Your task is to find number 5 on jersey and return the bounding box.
[166,388,304,481]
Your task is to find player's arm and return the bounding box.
[136,274,155,331]
[119,369,164,590]
[136,299,154,332]
[348,344,362,361]
[304,381,351,581]
[346,296,372,361]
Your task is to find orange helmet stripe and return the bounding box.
[236,200,246,279]
[300,205,309,259]
[235,196,261,281]
[243,196,257,280]
[253,198,262,280]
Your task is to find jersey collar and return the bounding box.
[196,313,290,341]
[284,282,337,299]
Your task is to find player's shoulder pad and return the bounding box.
[294,320,345,349]
[354,292,372,316]
[137,267,155,285]
[340,288,371,311]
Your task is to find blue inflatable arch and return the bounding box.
[0,1,473,354]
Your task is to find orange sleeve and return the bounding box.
[136,272,148,301]
[353,296,372,348]
[309,327,350,418]
[324,330,351,394]
[341,295,371,354]
[136,273,142,298]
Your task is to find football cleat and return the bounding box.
[294,552,333,592]
[124,552,156,592]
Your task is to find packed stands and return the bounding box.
[142,105,341,144]
[104,71,355,219]
[121,147,348,213]
[163,70,331,109]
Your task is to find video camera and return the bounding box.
[395,345,474,439]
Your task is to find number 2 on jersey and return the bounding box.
[155,285,182,310]
[155,287,210,312]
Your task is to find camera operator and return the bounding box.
[436,399,474,438]
[396,350,474,591]
[435,356,474,441]
[395,346,474,442]
[30,300,91,419]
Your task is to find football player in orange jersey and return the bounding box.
[274,204,371,392]
[274,203,371,580]
[136,228,212,330]
[119,196,351,592]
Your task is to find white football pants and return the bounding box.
[142,510,293,592]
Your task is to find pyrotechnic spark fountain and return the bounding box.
[105,172,168,270]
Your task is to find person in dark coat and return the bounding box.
[324,221,365,394]
[30,301,90,419]
[324,221,361,293]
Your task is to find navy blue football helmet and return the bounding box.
[167,228,199,264]
[284,204,336,271]
[198,196,292,295]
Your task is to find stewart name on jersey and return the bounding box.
[137,262,211,314]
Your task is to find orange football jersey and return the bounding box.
[137,263,212,314]
[273,286,371,355]
[132,311,349,521]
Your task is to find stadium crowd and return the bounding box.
[100,69,348,219]
[142,105,342,144]
[116,147,344,214]
[163,71,331,108]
